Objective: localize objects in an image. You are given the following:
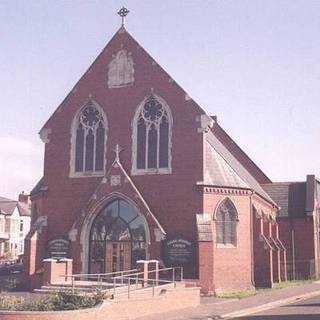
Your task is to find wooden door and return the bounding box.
[105,242,114,273]
[105,242,131,273]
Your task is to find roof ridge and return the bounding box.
[0,196,16,203]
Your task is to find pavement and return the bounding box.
[138,281,320,320]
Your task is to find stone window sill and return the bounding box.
[131,168,172,176]
[216,243,237,249]
[69,171,105,178]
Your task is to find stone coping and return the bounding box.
[0,302,103,315]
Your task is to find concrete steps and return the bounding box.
[34,281,187,295]
[34,281,115,294]
[34,286,98,294]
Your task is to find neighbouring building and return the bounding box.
[263,175,320,280]
[0,194,31,261]
[25,9,289,293]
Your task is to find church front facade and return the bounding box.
[25,17,288,294]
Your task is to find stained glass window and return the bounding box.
[215,198,238,246]
[135,96,171,171]
[74,102,106,173]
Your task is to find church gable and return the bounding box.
[40,26,205,137]
[38,21,208,186]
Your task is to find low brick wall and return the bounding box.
[106,287,200,320]
[0,287,200,320]
[0,306,98,320]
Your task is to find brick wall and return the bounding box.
[32,29,204,280]
[202,193,253,292]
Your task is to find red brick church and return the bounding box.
[25,9,299,294]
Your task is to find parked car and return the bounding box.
[0,264,9,276]
[8,263,24,274]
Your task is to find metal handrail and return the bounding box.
[112,266,184,298]
[62,269,138,294]
[59,266,184,297]
[69,269,138,278]
[113,266,179,281]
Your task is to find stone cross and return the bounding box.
[113,144,124,162]
[117,7,130,27]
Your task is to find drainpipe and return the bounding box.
[291,229,296,280]
[249,192,255,287]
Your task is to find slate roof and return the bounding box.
[30,177,46,196]
[262,182,306,217]
[204,140,248,189]
[211,122,272,184]
[0,196,31,217]
[17,203,31,217]
[204,131,276,206]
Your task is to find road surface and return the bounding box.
[235,294,320,320]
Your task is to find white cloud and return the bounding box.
[0,136,43,200]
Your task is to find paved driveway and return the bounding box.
[235,295,320,320]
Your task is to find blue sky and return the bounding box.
[1,0,319,199]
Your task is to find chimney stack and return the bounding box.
[18,191,30,204]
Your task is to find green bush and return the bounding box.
[0,295,24,310]
[16,298,54,311]
[50,290,104,310]
[0,290,104,311]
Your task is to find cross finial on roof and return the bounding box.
[117,7,129,27]
[113,144,124,162]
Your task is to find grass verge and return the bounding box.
[216,279,314,299]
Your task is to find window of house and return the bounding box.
[215,198,238,247]
[71,101,107,176]
[5,218,10,234]
[0,217,4,233]
[133,95,172,174]
[19,240,24,253]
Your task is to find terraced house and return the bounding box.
[0,194,31,261]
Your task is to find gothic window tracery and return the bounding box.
[108,50,134,88]
[73,102,106,174]
[133,95,171,173]
[215,198,238,246]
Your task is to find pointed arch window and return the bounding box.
[108,50,134,88]
[215,198,238,246]
[72,101,107,176]
[133,95,172,174]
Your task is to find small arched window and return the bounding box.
[215,198,238,246]
[133,95,172,174]
[72,101,107,175]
